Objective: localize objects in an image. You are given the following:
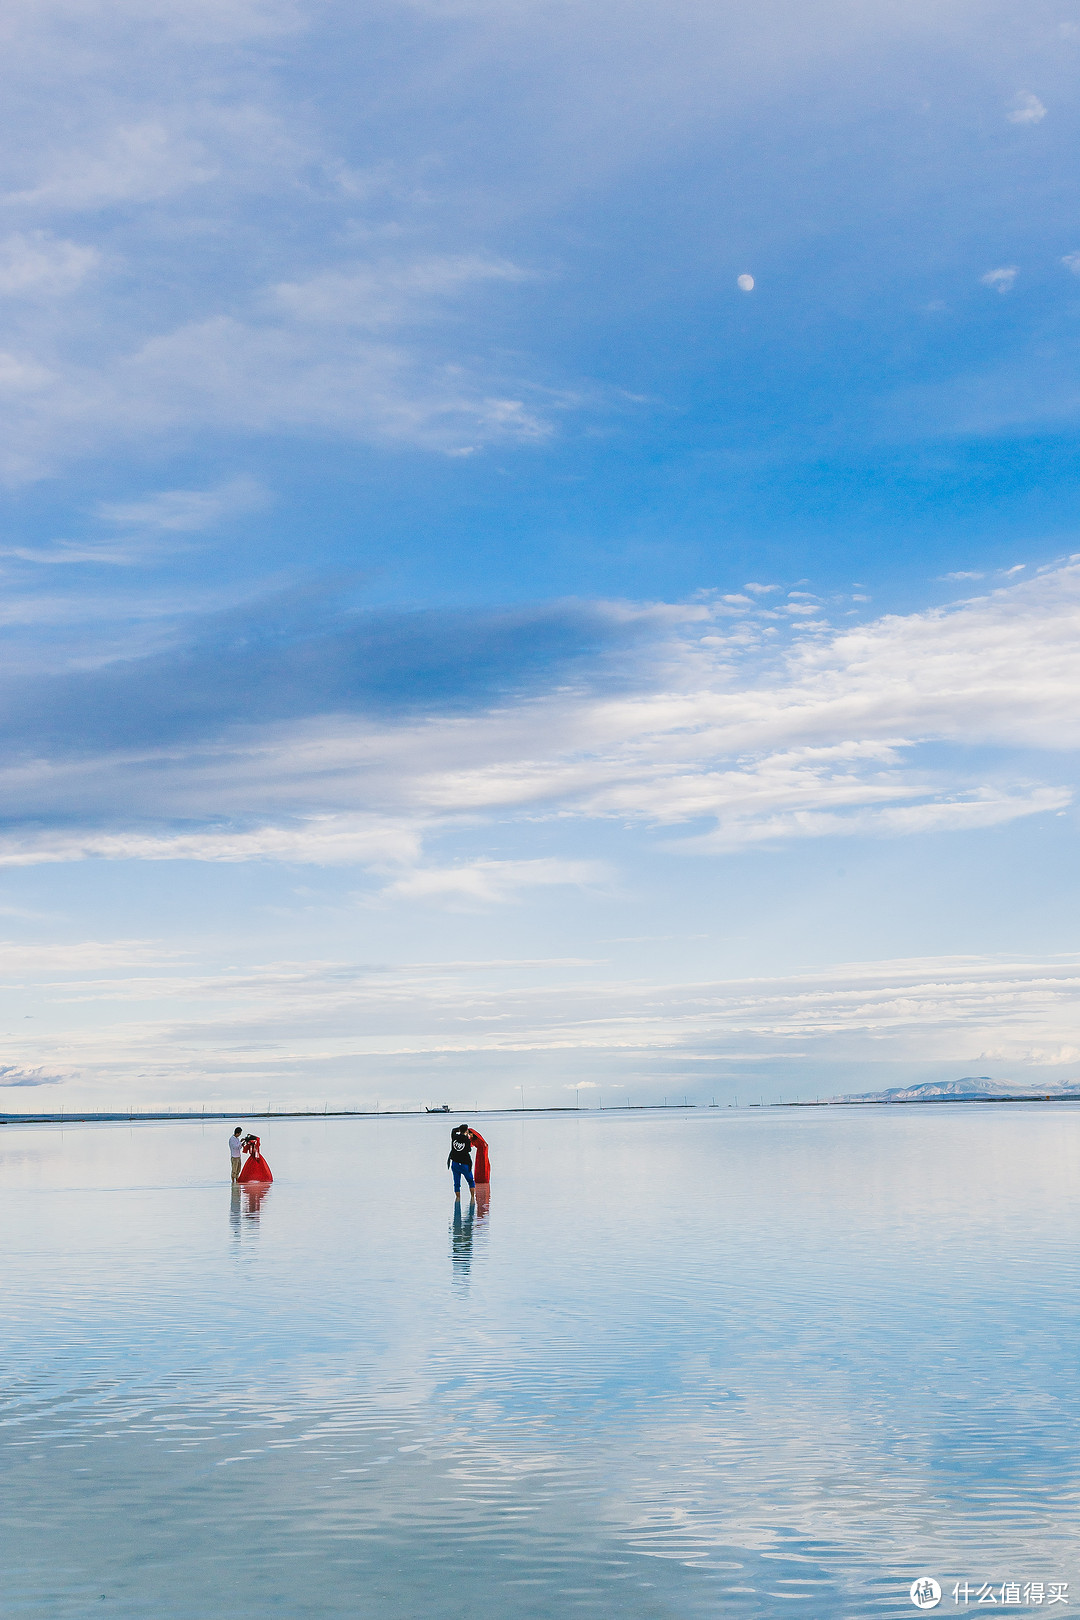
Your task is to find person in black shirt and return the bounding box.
[447,1123,475,1199]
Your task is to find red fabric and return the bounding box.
[238,1154,273,1183]
[469,1129,490,1183]
[238,1134,273,1183]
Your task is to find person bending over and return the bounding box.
[447,1123,475,1200]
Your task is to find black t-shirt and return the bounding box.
[448,1129,472,1164]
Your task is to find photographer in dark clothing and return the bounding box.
[447,1123,475,1199]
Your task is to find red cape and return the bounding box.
[238,1153,273,1184]
[469,1129,490,1183]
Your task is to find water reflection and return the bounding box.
[229,1182,270,1238]
[243,1185,270,1217]
[450,1187,490,1282]
[451,1193,474,1281]
[4,1110,1079,1620]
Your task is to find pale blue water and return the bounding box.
[2,1106,1078,1618]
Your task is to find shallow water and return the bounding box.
[2,1106,1078,1618]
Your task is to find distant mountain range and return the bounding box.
[831,1077,1080,1103]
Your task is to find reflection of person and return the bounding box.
[452,1196,474,1276]
[229,1126,243,1182]
[468,1127,490,1184]
[447,1123,475,1199]
[238,1133,273,1184]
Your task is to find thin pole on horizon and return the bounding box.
[519,1085,525,1111]
[576,1088,579,1109]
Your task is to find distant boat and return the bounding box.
[426,1104,451,1113]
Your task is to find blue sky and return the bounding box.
[2,0,1080,1108]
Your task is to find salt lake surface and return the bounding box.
[2,1106,1078,1619]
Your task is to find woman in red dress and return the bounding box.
[237,1133,273,1183]
[468,1127,490,1184]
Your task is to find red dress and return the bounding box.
[238,1134,273,1183]
[469,1129,490,1184]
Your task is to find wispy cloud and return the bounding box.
[268,256,531,329]
[382,857,612,906]
[0,816,420,869]
[0,270,556,479]
[0,564,1075,861]
[981,266,1017,294]
[7,948,1080,1102]
[0,231,100,296]
[3,122,217,210]
[0,1064,63,1087]
[95,476,268,534]
[0,478,269,566]
[1006,91,1046,125]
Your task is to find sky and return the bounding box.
[2,0,1080,1110]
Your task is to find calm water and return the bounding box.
[2,1106,1078,1618]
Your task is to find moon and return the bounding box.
[737,273,755,291]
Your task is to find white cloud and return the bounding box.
[7,947,1080,1101]
[677,785,1069,853]
[269,257,530,329]
[981,266,1017,294]
[0,816,421,869]
[1061,252,1080,276]
[1007,91,1046,125]
[0,1064,63,1086]
[0,478,270,566]
[123,312,552,448]
[5,123,217,210]
[0,264,556,478]
[0,0,305,47]
[1,563,1078,862]
[96,476,268,533]
[382,857,611,905]
[0,232,99,295]
[0,352,53,391]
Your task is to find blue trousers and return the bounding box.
[452,1161,475,1195]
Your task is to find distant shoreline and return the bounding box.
[0,1104,680,1125]
[2,1095,1079,1125]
